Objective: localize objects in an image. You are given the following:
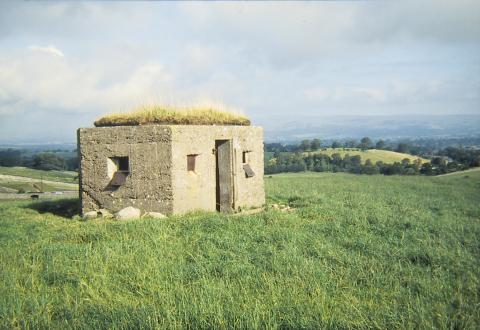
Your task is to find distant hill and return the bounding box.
[305,148,427,164]
[259,114,480,142]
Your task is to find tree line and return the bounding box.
[266,136,480,156]
[267,137,385,153]
[265,152,474,175]
[0,149,78,171]
[265,137,480,176]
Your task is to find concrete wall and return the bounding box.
[170,125,265,214]
[78,124,265,216]
[78,126,173,214]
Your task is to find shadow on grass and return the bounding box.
[25,198,80,218]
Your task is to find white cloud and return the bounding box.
[0,1,479,141]
[178,1,480,68]
[300,81,455,107]
[28,45,64,57]
[302,87,331,102]
[0,49,176,115]
[352,88,387,103]
[389,80,444,104]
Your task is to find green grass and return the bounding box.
[433,167,480,178]
[0,166,78,183]
[0,179,77,193]
[0,172,479,328]
[94,104,250,127]
[306,148,428,164]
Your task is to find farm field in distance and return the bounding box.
[0,167,78,194]
[0,166,78,183]
[0,171,479,328]
[0,178,76,193]
[305,148,428,164]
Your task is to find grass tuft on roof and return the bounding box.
[94,105,250,127]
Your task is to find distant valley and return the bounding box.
[257,114,480,142]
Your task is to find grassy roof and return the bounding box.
[94,105,250,127]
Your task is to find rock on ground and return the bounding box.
[82,210,98,220]
[115,206,141,220]
[98,208,113,219]
[144,211,167,219]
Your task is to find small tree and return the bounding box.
[299,139,311,151]
[343,154,352,169]
[331,140,342,149]
[345,140,357,148]
[311,139,321,151]
[420,162,434,175]
[375,139,386,150]
[363,159,379,175]
[359,137,373,150]
[351,155,362,167]
[396,143,410,154]
[331,153,343,166]
[401,158,411,167]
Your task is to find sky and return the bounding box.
[0,1,479,143]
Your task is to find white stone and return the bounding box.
[144,211,167,219]
[98,209,113,219]
[82,211,98,220]
[115,206,141,220]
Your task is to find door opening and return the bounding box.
[215,139,234,212]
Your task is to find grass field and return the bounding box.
[0,179,77,193]
[0,166,78,183]
[0,172,479,328]
[305,148,428,164]
[433,167,480,178]
[0,180,66,193]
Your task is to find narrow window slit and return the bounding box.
[187,154,198,172]
[107,156,130,187]
[242,151,254,177]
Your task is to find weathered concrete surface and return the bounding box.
[78,126,173,215]
[78,125,265,216]
[170,125,265,214]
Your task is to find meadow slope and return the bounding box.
[0,172,479,328]
[305,148,428,164]
[0,166,77,183]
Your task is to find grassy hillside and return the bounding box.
[306,148,428,164]
[433,167,480,178]
[0,173,479,328]
[0,166,77,183]
[0,178,77,193]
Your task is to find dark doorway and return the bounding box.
[215,140,234,212]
